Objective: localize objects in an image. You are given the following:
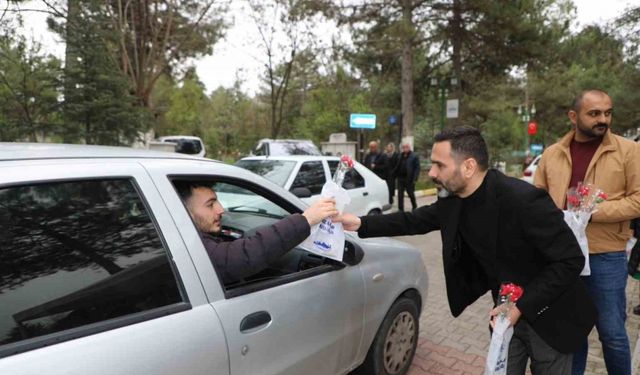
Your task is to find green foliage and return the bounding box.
[61,3,149,145]
[164,70,208,138]
[0,34,62,142]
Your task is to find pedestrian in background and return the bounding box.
[534,89,640,375]
[396,143,420,211]
[628,218,640,315]
[385,142,400,205]
[363,141,388,180]
[336,126,596,375]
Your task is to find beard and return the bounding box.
[432,173,464,198]
[193,213,220,234]
[436,186,451,198]
[576,118,609,139]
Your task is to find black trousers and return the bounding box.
[386,177,395,205]
[397,178,417,211]
[507,320,572,375]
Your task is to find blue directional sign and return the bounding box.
[350,113,376,129]
[530,143,544,155]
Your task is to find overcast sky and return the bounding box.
[12,0,638,95]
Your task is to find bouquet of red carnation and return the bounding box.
[301,155,353,261]
[485,283,524,375]
[564,182,607,276]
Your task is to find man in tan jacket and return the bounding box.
[534,89,640,375]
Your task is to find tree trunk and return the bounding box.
[450,0,463,128]
[400,0,414,142]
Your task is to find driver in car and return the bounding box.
[175,181,337,284]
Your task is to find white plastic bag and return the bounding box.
[484,318,514,375]
[563,210,591,276]
[300,181,351,261]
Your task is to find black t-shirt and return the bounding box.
[458,175,498,288]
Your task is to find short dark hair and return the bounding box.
[434,126,489,171]
[572,89,610,112]
[173,180,213,202]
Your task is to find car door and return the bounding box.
[0,159,228,375]
[288,160,327,206]
[144,159,366,375]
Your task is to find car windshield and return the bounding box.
[164,139,202,155]
[256,141,322,156]
[235,159,297,187]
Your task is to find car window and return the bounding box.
[328,161,365,190]
[235,159,297,187]
[0,179,184,349]
[269,142,322,156]
[290,161,326,195]
[214,182,290,219]
[165,139,202,155]
[171,179,340,297]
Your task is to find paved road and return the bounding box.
[390,194,640,375]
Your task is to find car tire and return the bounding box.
[367,208,382,215]
[355,297,419,375]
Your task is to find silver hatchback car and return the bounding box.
[0,143,428,375]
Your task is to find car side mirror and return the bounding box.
[343,240,364,266]
[291,187,312,198]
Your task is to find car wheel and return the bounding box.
[356,297,419,375]
[367,208,382,215]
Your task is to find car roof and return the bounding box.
[0,142,211,162]
[257,139,315,143]
[157,135,203,141]
[239,155,342,162]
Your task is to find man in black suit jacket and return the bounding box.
[363,141,389,180]
[397,143,420,211]
[336,127,596,375]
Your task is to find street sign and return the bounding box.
[446,99,459,119]
[350,113,376,129]
[530,143,544,155]
[527,120,538,135]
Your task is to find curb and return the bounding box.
[415,188,437,198]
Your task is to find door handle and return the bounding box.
[240,311,272,333]
[363,192,369,196]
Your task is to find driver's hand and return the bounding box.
[332,213,361,231]
[303,198,338,226]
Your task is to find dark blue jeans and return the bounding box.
[572,251,631,375]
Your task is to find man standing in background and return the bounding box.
[534,89,640,375]
[363,141,388,180]
[384,142,399,205]
[396,143,420,211]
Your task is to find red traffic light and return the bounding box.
[527,121,538,135]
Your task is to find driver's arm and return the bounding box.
[201,213,311,284]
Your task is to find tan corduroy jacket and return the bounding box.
[534,130,640,253]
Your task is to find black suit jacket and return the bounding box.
[397,151,420,183]
[364,152,389,179]
[358,170,597,353]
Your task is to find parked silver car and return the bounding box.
[0,143,427,375]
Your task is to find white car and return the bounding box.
[522,154,541,184]
[252,138,322,156]
[0,143,427,375]
[157,135,206,157]
[236,155,391,216]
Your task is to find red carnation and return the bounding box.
[577,185,590,196]
[499,283,524,303]
[340,155,354,168]
[567,195,580,207]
